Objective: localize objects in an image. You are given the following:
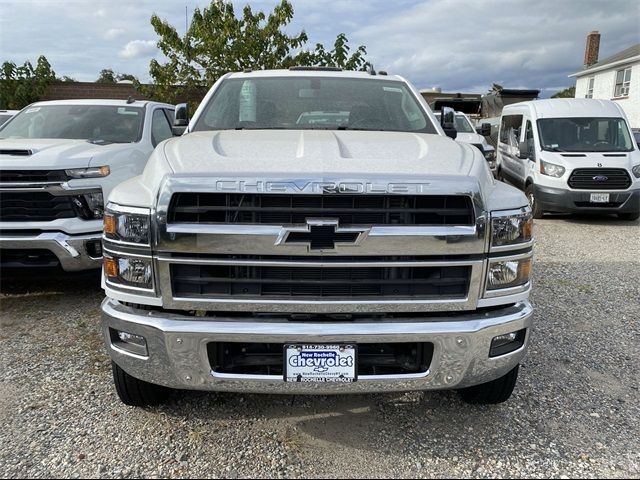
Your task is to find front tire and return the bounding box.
[618,211,640,221]
[525,184,544,219]
[459,365,520,405]
[111,362,171,407]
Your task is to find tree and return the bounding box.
[143,0,368,103]
[0,56,56,109]
[551,86,576,98]
[97,69,137,83]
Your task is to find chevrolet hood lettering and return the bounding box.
[214,180,432,194]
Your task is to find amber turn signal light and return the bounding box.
[104,257,118,278]
[104,214,116,235]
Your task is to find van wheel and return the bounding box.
[525,185,544,219]
[459,365,520,405]
[111,362,171,407]
[618,211,640,221]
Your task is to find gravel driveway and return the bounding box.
[1,214,639,479]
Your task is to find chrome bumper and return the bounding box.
[102,298,533,394]
[0,231,102,271]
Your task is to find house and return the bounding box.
[570,31,640,129]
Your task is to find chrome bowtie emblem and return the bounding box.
[593,175,608,182]
[276,219,369,252]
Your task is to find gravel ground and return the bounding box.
[0,213,639,479]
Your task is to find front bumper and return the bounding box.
[534,184,640,214]
[102,298,533,395]
[0,231,102,271]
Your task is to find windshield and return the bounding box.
[0,114,14,126]
[0,105,145,143]
[537,117,633,152]
[193,77,437,133]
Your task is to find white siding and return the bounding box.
[574,61,640,129]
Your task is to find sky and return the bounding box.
[1,0,639,97]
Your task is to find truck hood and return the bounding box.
[0,138,134,170]
[164,130,477,177]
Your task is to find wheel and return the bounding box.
[459,365,520,405]
[618,211,640,221]
[525,184,544,219]
[111,362,170,407]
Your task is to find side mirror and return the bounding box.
[477,122,491,137]
[172,103,189,136]
[518,140,532,160]
[441,107,457,140]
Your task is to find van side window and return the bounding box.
[500,115,523,147]
[523,120,535,157]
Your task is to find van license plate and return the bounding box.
[590,193,610,203]
[284,344,357,383]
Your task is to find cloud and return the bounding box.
[104,28,125,40]
[118,40,157,59]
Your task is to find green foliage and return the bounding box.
[551,86,576,98]
[0,56,56,109]
[97,69,136,84]
[143,0,368,103]
[488,83,503,93]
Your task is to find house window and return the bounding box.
[586,77,595,98]
[614,67,631,97]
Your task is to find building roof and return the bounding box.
[570,43,640,77]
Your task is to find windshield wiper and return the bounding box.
[546,147,566,152]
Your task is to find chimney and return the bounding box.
[584,31,601,67]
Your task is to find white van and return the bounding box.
[496,99,640,220]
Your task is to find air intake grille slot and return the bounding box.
[568,168,631,190]
[171,264,471,298]
[168,193,475,226]
[0,191,76,221]
[0,150,33,157]
[0,170,69,183]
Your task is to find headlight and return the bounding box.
[540,160,565,177]
[71,191,104,219]
[104,254,153,290]
[491,208,533,249]
[104,204,151,245]
[66,166,110,178]
[632,164,640,178]
[484,149,496,161]
[487,257,532,290]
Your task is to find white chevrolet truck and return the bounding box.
[101,68,534,407]
[0,99,175,270]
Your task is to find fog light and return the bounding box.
[110,328,148,356]
[490,329,526,357]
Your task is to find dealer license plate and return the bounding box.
[284,344,357,383]
[590,193,610,203]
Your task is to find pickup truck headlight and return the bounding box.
[491,208,533,249]
[104,254,153,290]
[487,257,532,290]
[66,166,110,178]
[71,191,104,219]
[104,204,151,245]
[632,164,640,178]
[540,160,565,178]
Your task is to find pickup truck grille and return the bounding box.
[568,168,631,190]
[0,191,76,222]
[168,193,475,226]
[171,263,471,299]
[0,170,69,183]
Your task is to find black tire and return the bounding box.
[111,362,170,407]
[525,184,544,219]
[459,365,519,405]
[618,211,640,221]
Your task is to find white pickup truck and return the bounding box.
[0,99,175,270]
[101,68,534,407]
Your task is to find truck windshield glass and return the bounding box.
[194,77,437,133]
[0,105,144,143]
[537,117,633,152]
